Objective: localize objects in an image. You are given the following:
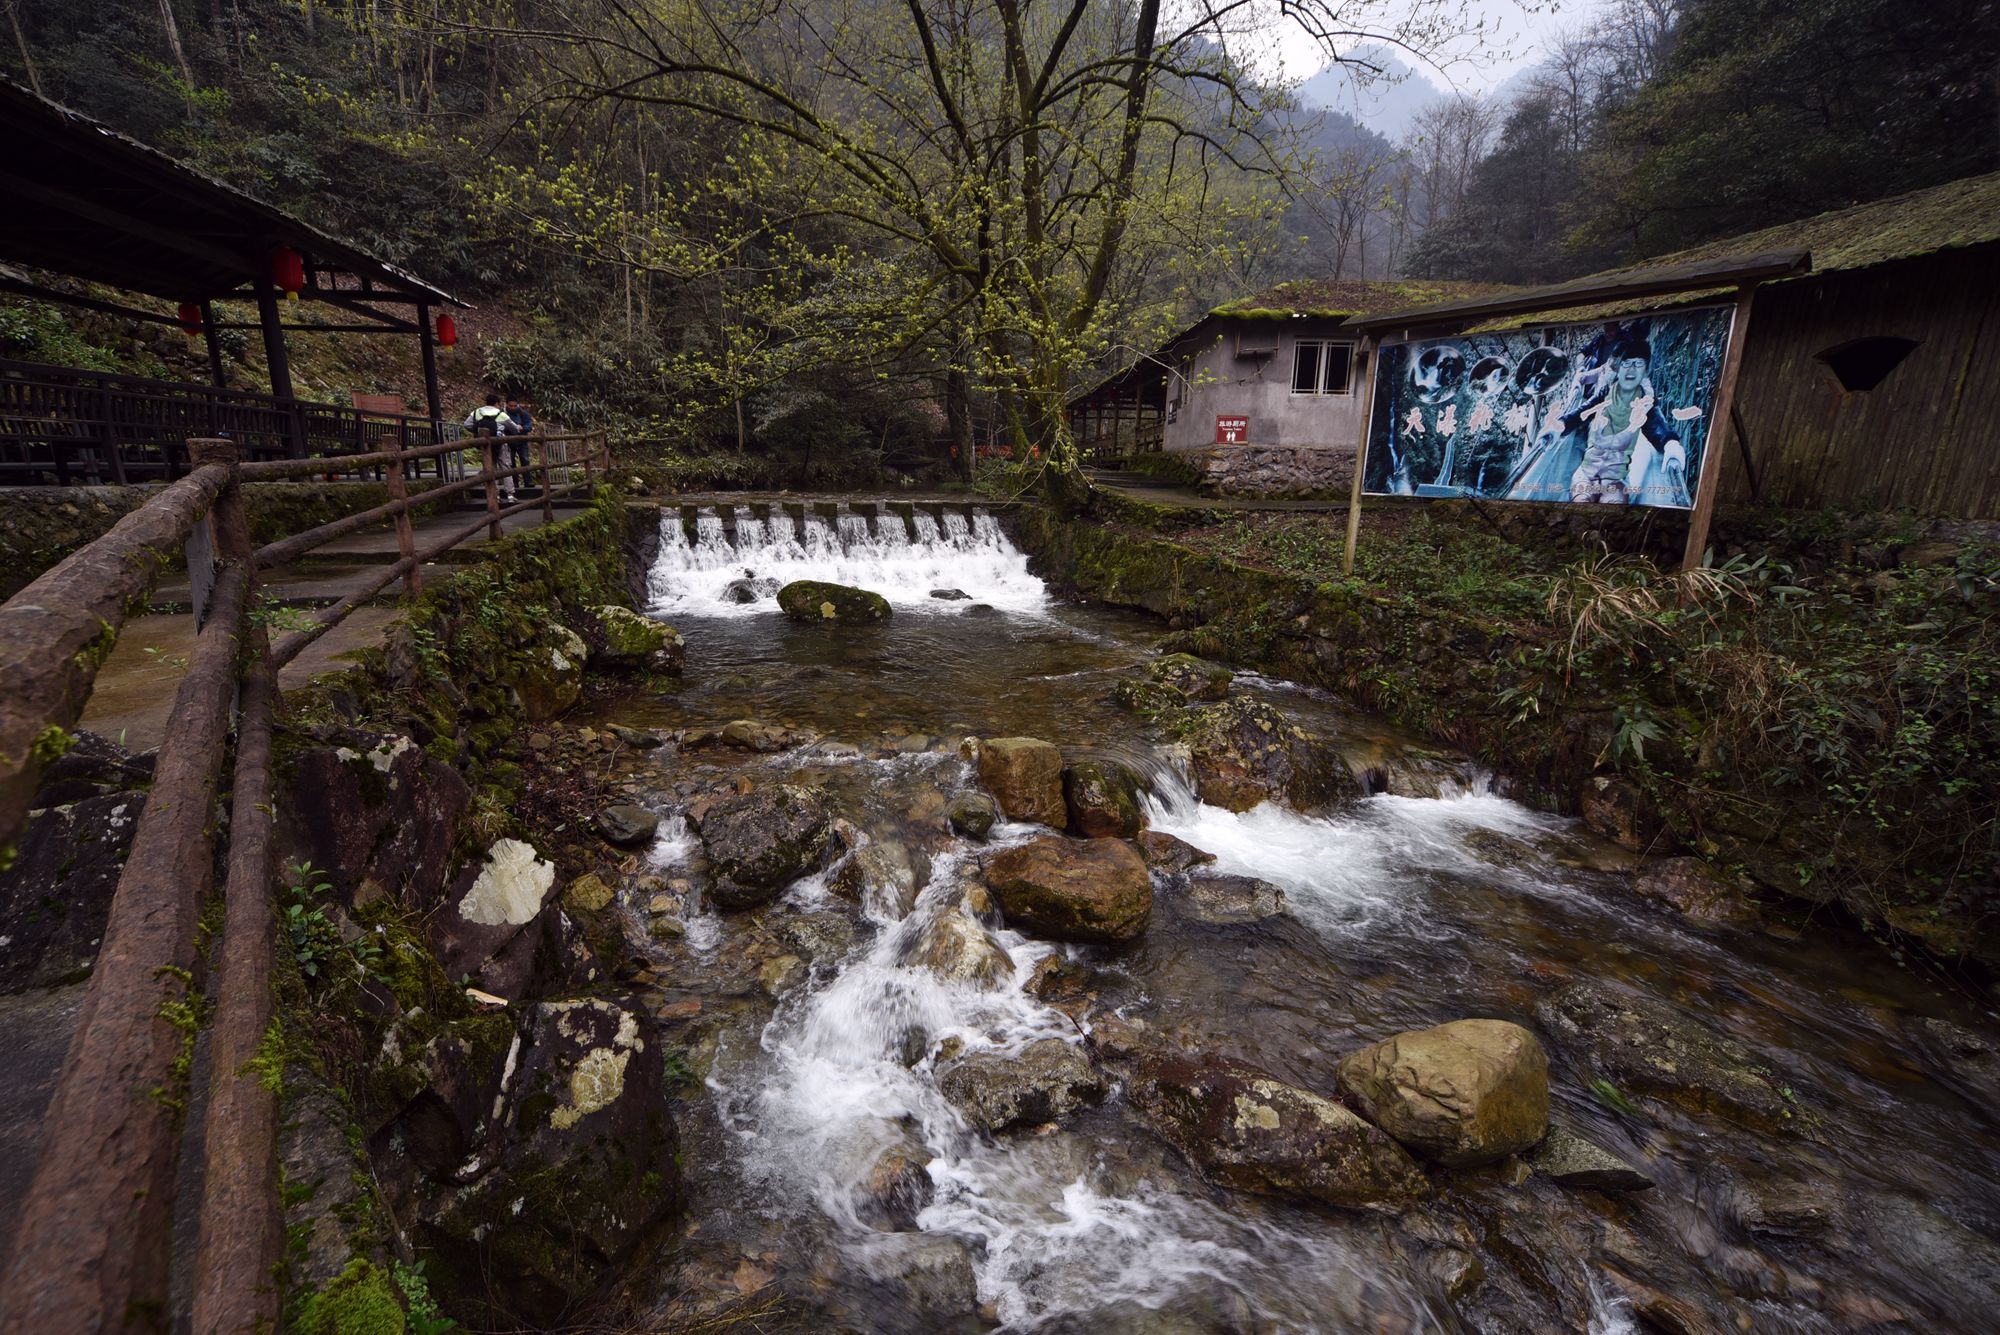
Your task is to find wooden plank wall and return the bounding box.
[1723,246,2000,518]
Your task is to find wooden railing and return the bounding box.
[0,356,466,485]
[0,427,609,1333]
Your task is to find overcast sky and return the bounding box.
[1266,0,1584,95]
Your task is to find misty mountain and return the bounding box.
[1293,44,1450,141]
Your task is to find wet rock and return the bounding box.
[1180,873,1286,925]
[721,718,799,752]
[416,998,682,1324]
[434,838,564,993]
[30,729,153,805]
[1149,652,1232,702]
[1130,1054,1428,1211]
[596,803,660,847]
[504,621,589,721]
[858,1134,935,1229]
[1330,739,1470,799]
[1337,1019,1550,1167]
[1736,1173,1840,1238]
[1579,775,1664,852]
[1172,698,1342,813]
[900,903,1015,988]
[0,791,145,991]
[976,736,1067,827]
[775,910,857,966]
[938,1037,1106,1132]
[1022,953,1091,1003]
[1136,830,1217,874]
[589,604,686,673]
[983,834,1152,945]
[694,784,835,909]
[722,575,778,603]
[607,723,663,749]
[851,1233,978,1321]
[929,588,970,600]
[778,579,892,623]
[947,791,999,839]
[563,872,615,915]
[759,954,807,997]
[1112,677,1187,716]
[1631,856,1756,928]
[1906,1015,2000,1116]
[1534,981,1795,1132]
[1063,759,1147,838]
[1529,1125,1653,1191]
[829,839,926,919]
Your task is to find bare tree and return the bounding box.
[1403,93,1498,235]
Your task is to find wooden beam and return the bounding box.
[418,301,443,443]
[1342,336,1381,575]
[254,274,306,459]
[1681,285,1759,571]
[1350,250,1808,335]
[0,168,251,275]
[0,273,188,325]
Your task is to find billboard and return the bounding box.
[1362,306,1736,508]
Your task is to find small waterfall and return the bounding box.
[648,502,1048,616]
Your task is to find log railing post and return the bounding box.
[481,435,501,542]
[0,437,250,1333]
[385,434,422,597]
[539,435,554,525]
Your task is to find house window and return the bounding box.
[1291,340,1353,395]
[1815,336,1920,392]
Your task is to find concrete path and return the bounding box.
[80,504,582,751]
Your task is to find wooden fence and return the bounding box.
[0,356,466,485]
[0,427,609,1333]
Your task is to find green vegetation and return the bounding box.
[295,1259,405,1335]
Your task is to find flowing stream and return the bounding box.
[598,502,2000,1333]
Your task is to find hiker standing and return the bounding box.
[462,392,519,498]
[505,396,536,500]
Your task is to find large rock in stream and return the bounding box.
[977,736,1067,827]
[778,579,891,622]
[1131,1054,1428,1211]
[586,604,685,672]
[693,783,835,908]
[1535,981,1796,1132]
[503,621,590,721]
[1063,759,1147,838]
[982,834,1152,944]
[938,1037,1107,1132]
[1337,1019,1550,1167]
[1171,698,1343,813]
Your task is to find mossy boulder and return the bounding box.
[589,604,685,673]
[937,1037,1106,1132]
[415,998,683,1325]
[1337,1019,1550,1167]
[981,834,1152,945]
[432,838,597,999]
[899,902,1014,988]
[1150,653,1232,702]
[503,621,589,722]
[693,783,835,908]
[1113,677,1186,716]
[278,730,470,913]
[777,580,892,623]
[1062,759,1147,839]
[0,789,144,991]
[1130,1054,1429,1212]
[947,791,1000,839]
[976,736,1066,827]
[1170,698,1344,813]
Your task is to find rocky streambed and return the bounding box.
[475,505,2000,1334]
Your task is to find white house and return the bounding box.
[1069,278,1497,496]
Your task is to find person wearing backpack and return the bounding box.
[505,396,537,500]
[462,392,520,499]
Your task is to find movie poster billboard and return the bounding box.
[1362,306,1736,508]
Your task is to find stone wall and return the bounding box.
[1178,443,1354,498]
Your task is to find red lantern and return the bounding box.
[270,246,305,297]
[435,314,458,348]
[177,302,202,336]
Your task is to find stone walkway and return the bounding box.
[79,504,582,751]
[1086,468,1351,512]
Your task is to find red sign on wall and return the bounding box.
[1215,414,1249,444]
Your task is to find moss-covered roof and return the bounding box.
[1210,278,1508,320]
[1455,169,2000,332]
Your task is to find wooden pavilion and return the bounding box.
[0,77,467,483]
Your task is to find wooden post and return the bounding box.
[481,436,501,542]
[1342,336,1381,575]
[254,274,306,459]
[418,301,443,454]
[385,431,422,596]
[1680,284,1758,572]
[539,436,554,525]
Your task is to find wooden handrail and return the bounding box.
[0,426,612,1329]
